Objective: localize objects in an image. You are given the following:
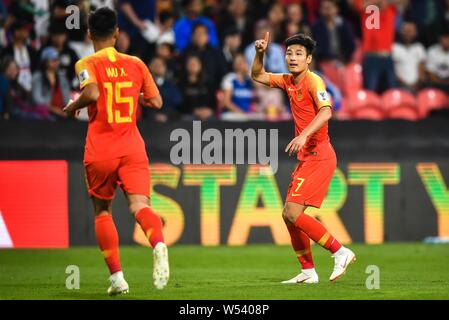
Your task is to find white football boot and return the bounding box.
[107,271,129,296]
[329,247,356,282]
[281,268,319,284]
[153,242,170,289]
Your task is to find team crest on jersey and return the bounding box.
[317,90,329,102]
[78,69,89,83]
[297,89,303,101]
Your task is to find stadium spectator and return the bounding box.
[32,0,50,42]
[69,32,95,59]
[284,3,311,39]
[116,30,131,54]
[178,55,216,121]
[351,0,397,93]
[392,21,426,92]
[31,47,71,119]
[280,0,321,25]
[311,0,356,64]
[90,0,116,11]
[221,27,242,73]
[426,30,449,93]
[174,0,219,52]
[118,0,156,57]
[0,56,10,118]
[8,0,36,26]
[0,56,47,120]
[217,0,254,48]
[146,56,183,122]
[0,2,7,49]
[403,0,432,30]
[244,20,288,73]
[267,2,286,44]
[220,53,255,114]
[249,0,277,22]
[155,42,178,80]
[156,11,175,46]
[47,20,79,88]
[184,23,227,89]
[421,0,449,47]
[1,21,38,92]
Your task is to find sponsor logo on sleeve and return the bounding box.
[78,69,89,83]
[317,90,329,102]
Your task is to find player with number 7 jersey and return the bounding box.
[251,32,355,284]
[64,7,169,295]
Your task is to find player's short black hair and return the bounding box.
[284,33,316,56]
[88,7,117,40]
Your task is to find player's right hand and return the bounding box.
[255,32,269,54]
[63,99,79,118]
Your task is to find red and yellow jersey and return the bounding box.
[269,70,334,161]
[75,47,159,162]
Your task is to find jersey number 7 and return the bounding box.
[104,81,134,123]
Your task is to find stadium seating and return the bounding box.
[346,89,384,120]
[381,89,420,121]
[334,97,352,120]
[319,61,345,90]
[351,40,364,64]
[343,62,363,96]
[417,88,449,118]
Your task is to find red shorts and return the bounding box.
[84,152,150,200]
[285,156,337,208]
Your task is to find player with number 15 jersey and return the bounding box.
[64,7,169,296]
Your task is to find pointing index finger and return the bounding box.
[264,31,270,44]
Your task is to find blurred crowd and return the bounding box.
[1,0,449,122]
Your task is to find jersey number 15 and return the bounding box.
[104,81,134,123]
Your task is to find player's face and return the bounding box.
[285,44,311,75]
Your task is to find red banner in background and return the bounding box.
[0,161,68,248]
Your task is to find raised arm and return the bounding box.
[251,32,271,86]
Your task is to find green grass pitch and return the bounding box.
[0,244,448,300]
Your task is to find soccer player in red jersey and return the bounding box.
[251,32,355,283]
[63,7,169,295]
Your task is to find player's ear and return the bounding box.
[87,30,93,41]
[306,54,312,65]
[114,28,119,40]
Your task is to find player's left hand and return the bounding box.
[285,134,307,156]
